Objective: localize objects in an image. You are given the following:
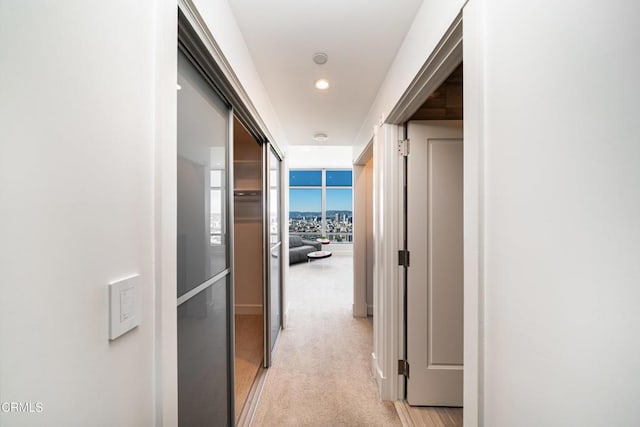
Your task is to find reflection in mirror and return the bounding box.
[269,153,280,245]
[210,169,224,246]
[177,50,229,297]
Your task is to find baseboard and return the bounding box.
[235,304,263,315]
[367,304,373,316]
[371,352,379,377]
[353,302,368,317]
[371,351,391,402]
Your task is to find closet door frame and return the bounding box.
[176,42,237,423]
[176,4,286,421]
[264,143,284,367]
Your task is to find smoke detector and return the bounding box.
[312,52,328,65]
[313,133,328,142]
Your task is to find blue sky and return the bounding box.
[290,170,352,187]
[289,189,320,212]
[327,189,353,210]
[289,170,353,212]
[289,189,353,212]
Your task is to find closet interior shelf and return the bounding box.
[234,189,262,198]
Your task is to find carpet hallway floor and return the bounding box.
[252,252,400,426]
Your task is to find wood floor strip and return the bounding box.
[397,401,463,427]
[395,400,415,427]
[234,314,263,423]
[237,367,268,427]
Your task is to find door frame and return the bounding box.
[264,142,284,367]
[175,45,236,422]
[372,12,483,422]
[353,141,373,318]
[370,123,403,400]
[382,9,483,425]
[378,10,463,401]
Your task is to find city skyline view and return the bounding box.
[288,213,353,242]
[289,169,353,242]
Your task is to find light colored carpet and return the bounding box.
[252,253,401,426]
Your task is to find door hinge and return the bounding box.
[398,139,410,156]
[398,249,410,267]
[398,360,410,377]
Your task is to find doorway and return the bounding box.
[232,118,284,422]
[401,64,464,420]
[232,117,265,421]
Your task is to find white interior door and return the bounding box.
[406,120,463,406]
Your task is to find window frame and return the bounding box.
[289,168,353,243]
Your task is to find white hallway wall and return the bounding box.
[0,1,287,426]
[0,1,174,426]
[467,0,640,425]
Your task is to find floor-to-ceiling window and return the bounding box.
[289,169,353,242]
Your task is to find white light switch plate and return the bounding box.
[109,274,140,340]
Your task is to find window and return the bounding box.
[289,169,353,242]
[290,170,322,186]
[326,170,352,186]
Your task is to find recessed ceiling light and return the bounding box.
[177,83,182,90]
[315,79,330,90]
[313,52,328,65]
[313,133,328,142]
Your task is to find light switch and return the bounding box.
[109,274,140,340]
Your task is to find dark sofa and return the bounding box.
[289,235,321,264]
